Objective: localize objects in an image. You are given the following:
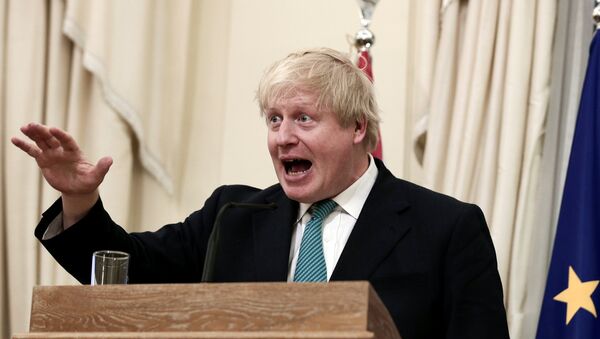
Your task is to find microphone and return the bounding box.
[201,201,277,282]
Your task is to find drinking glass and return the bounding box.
[91,250,129,285]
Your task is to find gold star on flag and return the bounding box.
[553,266,599,325]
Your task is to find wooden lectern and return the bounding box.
[14,281,401,339]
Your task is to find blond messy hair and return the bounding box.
[257,47,380,151]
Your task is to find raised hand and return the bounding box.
[12,123,113,227]
[11,123,112,194]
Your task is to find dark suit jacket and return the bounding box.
[35,159,509,339]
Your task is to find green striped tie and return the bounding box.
[294,199,337,282]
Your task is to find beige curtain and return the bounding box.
[0,1,6,333]
[410,0,556,338]
[2,1,75,336]
[1,0,232,336]
[59,0,233,229]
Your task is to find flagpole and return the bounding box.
[594,0,600,30]
[354,0,383,159]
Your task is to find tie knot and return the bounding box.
[310,199,337,220]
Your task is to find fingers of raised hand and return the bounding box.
[11,137,42,158]
[18,123,78,153]
[49,127,79,152]
[19,123,57,151]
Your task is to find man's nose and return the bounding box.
[276,120,298,146]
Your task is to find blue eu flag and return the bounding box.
[536,31,600,338]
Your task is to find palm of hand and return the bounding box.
[37,148,102,195]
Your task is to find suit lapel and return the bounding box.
[250,161,411,282]
[331,162,411,281]
[252,189,298,281]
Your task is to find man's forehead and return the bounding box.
[267,88,318,109]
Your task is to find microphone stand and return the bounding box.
[201,202,277,282]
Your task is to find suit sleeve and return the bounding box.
[34,187,228,284]
[443,204,510,339]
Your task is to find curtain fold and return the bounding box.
[406,0,440,182]
[505,0,556,336]
[4,1,54,335]
[0,0,7,333]
[511,1,593,338]
[414,1,557,338]
[62,0,191,194]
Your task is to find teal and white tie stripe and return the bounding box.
[294,199,337,282]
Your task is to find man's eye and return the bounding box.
[298,114,312,122]
[269,115,282,124]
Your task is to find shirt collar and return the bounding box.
[295,154,379,222]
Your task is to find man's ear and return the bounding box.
[353,117,368,144]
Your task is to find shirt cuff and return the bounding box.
[42,212,64,240]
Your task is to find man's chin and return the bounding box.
[280,185,319,204]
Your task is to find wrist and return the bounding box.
[61,190,99,229]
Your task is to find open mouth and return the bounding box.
[283,159,312,175]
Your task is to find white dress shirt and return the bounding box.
[287,155,379,281]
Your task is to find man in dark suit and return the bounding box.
[12,48,509,338]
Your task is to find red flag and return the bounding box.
[357,50,383,159]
